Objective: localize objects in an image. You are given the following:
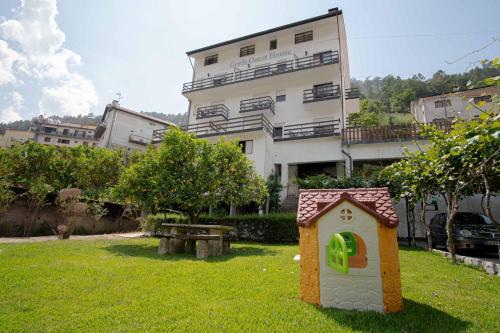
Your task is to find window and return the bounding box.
[295,30,313,44]
[83,141,89,146]
[213,75,227,86]
[254,66,270,78]
[238,140,253,154]
[313,82,334,98]
[313,51,332,65]
[240,45,255,57]
[276,61,289,72]
[434,100,451,108]
[62,129,69,135]
[276,95,286,102]
[57,139,70,144]
[204,54,218,66]
[270,39,277,50]
[274,126,283,139]
[44,137,51,143]
[473,95,492,104]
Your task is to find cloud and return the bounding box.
[39,73,98,116]
[0,0,98,119]
[0,91,25,123]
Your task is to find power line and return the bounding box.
[350,29,500,40]
[445,36,500,64]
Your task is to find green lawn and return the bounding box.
[0,239,498,332]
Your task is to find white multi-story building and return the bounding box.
[32,116,98,147]
[95,100,175,151]
[411,86,499,123]
[154,8,361,200]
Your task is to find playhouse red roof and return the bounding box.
[297,188,399,228]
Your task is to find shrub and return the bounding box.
[143,213,298,243]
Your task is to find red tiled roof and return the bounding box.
[296,188,399,228]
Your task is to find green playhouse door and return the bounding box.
[327,232,357,274]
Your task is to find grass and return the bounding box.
[0,239,498,332]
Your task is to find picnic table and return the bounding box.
[157,223,234,259]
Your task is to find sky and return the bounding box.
[0,0,499,123]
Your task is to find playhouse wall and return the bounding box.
[299,224,320,305]
[317,202,384,312]
[377,224,404,313]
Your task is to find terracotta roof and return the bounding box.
[297,188,399,228]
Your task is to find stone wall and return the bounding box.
[0,199,139,237]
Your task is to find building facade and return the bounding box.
[95,100,175,151]
[32,116,98,147]
[411,86,499,123]
[155,8,362,200]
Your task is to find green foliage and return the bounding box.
[144,212,298,243]
[114,129,267,222]
[266,173,283,213]
[295,175,375,189]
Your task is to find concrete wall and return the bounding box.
[318,202,383,312]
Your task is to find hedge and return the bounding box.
[143,213,298,243]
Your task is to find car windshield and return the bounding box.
[454,213,490,225]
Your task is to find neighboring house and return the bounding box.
[297,188,402,313]
[411,86,499,123]
[0,128,34,148]
[153,7,361,199]
[95,100,175,151]
[32,116,98,147]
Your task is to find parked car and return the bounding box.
[429,212,500,254]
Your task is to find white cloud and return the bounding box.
[11,91,24,109]
[39,73,98,116]
[0,107,22,123]
[0,40,25,86]
[0,0,98,117]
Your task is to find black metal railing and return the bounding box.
[345,87,360,99]
[182,50,339,93]
[303,84,341,103]
[196,104,230,120]
[240,96,275,114]
[275,120,341,141]
[152,116,341,142]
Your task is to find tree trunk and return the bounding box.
[445,195,459,263]
[481,170,497,225]
[420,193,432,251]
[189,213,199,225]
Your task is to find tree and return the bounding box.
[114,128,267,223]
[266,173,283,213]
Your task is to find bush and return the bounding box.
[143,213,298,243]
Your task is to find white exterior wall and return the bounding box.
[34,123,97,147]
[183,10,358,199]
[317,201,383,312]
[98,108,168,151]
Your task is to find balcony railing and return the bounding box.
[129,134,150,146]
[240,96,275,114]
[303,85,341,103]
[345,87,360,99]
[342,122,452,144]
[38,130,97,140]
[196,104,229,120]
[274,119,340,141]
[153,115,341,143]
[182,50,339,93]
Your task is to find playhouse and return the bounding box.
[297,188,403,313]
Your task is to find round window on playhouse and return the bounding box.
[340,208,352,222]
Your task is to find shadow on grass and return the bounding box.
[316,299,469,333]
[103,243,277,262]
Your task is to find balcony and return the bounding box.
[240,96,275,114]
[303,84,341,103]
[342,122,452,144]
[196,104,229,120]
[182,50,339,93]
[345,87,360,100]
[39,129,97,141]
[274,119,340,141]
[129,134,150,146]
